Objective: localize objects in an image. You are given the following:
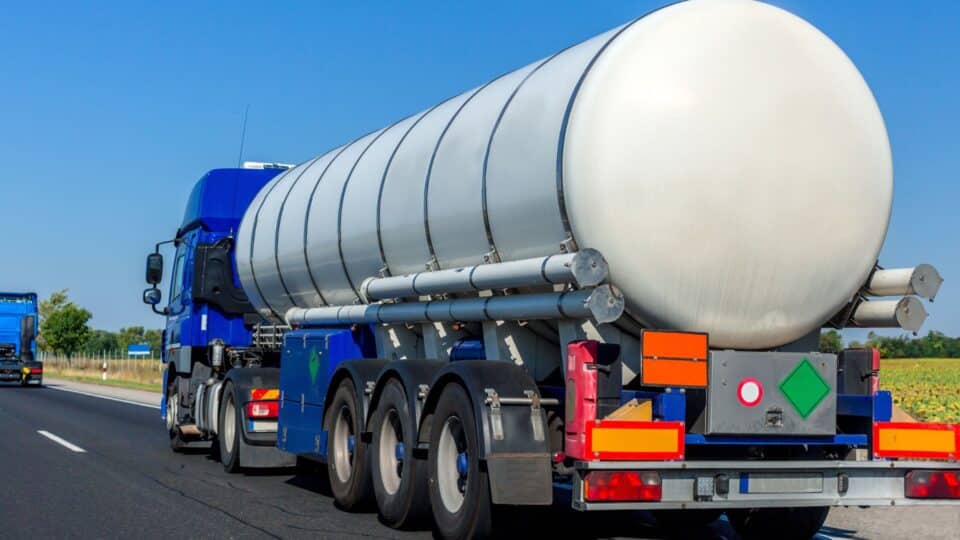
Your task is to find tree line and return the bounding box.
[819,329,960,358]
[38,289,162,357]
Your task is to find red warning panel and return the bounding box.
[565,341,601,461]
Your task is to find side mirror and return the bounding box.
[143,287,162,306]
[146,252,163,285]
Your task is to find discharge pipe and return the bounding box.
[849,296,928,333]
[359,249,608,302]
[287,285,624,327]
[865,264,942,300]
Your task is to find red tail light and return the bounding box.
[246,401,279,419]
[870,348,881,394]
[905,470,960,499]
[30,367,42,374]
[584,471,661,502]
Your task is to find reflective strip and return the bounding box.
[250,388,280,400]
[586,421,684,460]
[874,422,959,459]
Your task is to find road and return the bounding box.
[0,380,956,540]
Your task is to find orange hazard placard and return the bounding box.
[640,331,708,388]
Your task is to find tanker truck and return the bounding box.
[142,2,959,538]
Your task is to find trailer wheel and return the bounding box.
[370,379,430,528]
[166,374,187,452]
[218,382,242,473]
[728,506,830,540]
[325,379,372,510]
[428,383,492,540]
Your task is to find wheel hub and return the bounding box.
[333,406,355,484]
[378,409,404,495]
[437,416,468,513]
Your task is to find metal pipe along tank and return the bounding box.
[285,285,624,326]
[850,297,928,334]
[236,0,895,349]
[359,249,608,302]
[865,265,943,300]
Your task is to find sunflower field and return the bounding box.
[880,358,960,423]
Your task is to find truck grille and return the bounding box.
[0,344,15,358]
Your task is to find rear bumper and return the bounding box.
[571,459,960,510]
[0,366,22,381]
[0,372,41,384]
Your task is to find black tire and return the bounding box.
[218,382,242,473]
[370,380,430,528]
[728,506,830,540]
[427,383,492,540]
[166,372,187,452]
[325,379,373,511]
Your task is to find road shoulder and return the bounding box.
[44,377,161,407]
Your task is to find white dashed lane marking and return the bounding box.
[37,430,87,453]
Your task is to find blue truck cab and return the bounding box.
[143,166,295,467]
[0,292,41,386]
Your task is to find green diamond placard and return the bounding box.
[308,348,320,385]
[778,358,830,419]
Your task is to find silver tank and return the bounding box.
[236,0,893,349]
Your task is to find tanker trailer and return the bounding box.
[144,2,957,539]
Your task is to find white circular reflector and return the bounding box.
[737,378,763,407]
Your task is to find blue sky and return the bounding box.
[1,1,957,339]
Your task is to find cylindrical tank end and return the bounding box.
[581,284,625,324]
[567,248,609,288]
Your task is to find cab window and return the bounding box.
[169,250,186,305]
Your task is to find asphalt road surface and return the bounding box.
[0,381,957,540]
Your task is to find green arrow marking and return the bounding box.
[778,357,830,419]
[308,348,320,385]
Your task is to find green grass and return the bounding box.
[881,358,960,423]
[45,373,161,393]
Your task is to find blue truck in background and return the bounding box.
[0,292,42,386]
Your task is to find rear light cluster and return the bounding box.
[905,470,960,499]
[30,367,42,375]
[246,401,279,419]
[584,471,661,502]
